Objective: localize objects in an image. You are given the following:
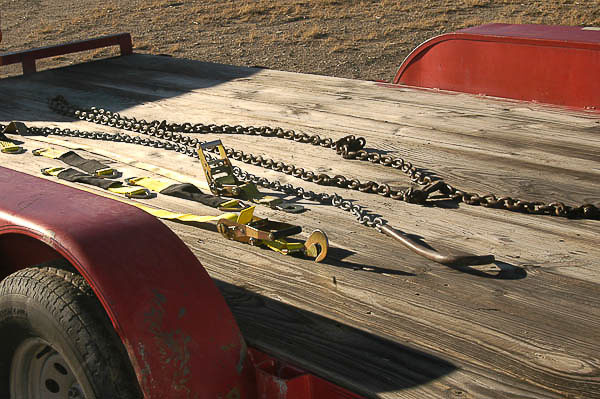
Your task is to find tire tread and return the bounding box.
[0,264,141,398]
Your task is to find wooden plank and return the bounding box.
[1,55,599,398]
[86,54,600,129]
[6,57,596,210]
[6,137,600,398]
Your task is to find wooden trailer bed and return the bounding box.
[1,54,599,398]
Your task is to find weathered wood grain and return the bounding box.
[3,57,598,210]
[1,55,599,398]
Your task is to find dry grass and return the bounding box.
[1,0,599,80]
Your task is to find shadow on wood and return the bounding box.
[0,54,260,120]
[215,279,457,398]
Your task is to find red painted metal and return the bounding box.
[0,233,63,276]
[0,33,133,75]
[249,349,364,399]
[393,24,600,110]
[0,166,257,398]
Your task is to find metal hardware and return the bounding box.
[0,33,132,75]
[197,139,249,197]
[0,142,24,154]
[215,206,326,261]
[47,96,599,220]
[303,230,329,262]
[94,167,120,179]
[197,138,305,213]
[217,218,302,243]
[379,225,495,267]
[17,97,598,265]
[124,189,153,199]
[13,119,496,266]
[41,167,62,176]
[273,203,305,214]
[217,203,248,212]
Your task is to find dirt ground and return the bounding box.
[1,0,600,81]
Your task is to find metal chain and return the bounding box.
[0,122,388,232]
[48,96,430,204]
[46,96,599,220]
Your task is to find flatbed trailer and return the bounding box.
[1,28,599,398]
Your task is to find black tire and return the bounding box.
[0,265,142,398]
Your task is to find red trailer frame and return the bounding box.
[0,166,363,398]
[2,22,596,398]
[394,24,600,111]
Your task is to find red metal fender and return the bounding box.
[393,24,600,111]
[0,166,257,398]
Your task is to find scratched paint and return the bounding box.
[136,342,152,388]
[221,343,235,351]
[276,378,288,399]
[237,335,247,376]
[144,289,194,397]
[225,387,241,399]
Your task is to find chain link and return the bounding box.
[48,96,439,204]
[0,121,389,231]
[42,96,600,220]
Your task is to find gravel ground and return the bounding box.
[1,0,599,80]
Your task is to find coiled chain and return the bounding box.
[45,96,599,220]
[0,121,388,231]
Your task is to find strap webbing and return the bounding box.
[42,168,240,224]
[31,141,246,211]
[30,137,213,190]
[27,136,315,256]
[263,239,305,254]
[137,205,240,223]
[161,183,230,208]
[59,151,115,176]
[34,148,116,176]
[43,167,149,199]
[127,176,173,192]
[128,176,236,209]
[0,140,23,154]
[0,124,24,154]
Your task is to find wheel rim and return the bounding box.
[10,338,88,399]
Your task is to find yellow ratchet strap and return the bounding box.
[127,176,175,193]
[42,167,150,199]
[1,122,26,153]
[127,176,242,211]
[239,183,281,205]
[42,168,242,224]
[234,207,305,254]
[220,199,242,210]
[33,148,116,177]
[137,206,240,223]
[25,136,212,191]
[33,147,71,159]
[262,240,305,254]
[0,140,23,154]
